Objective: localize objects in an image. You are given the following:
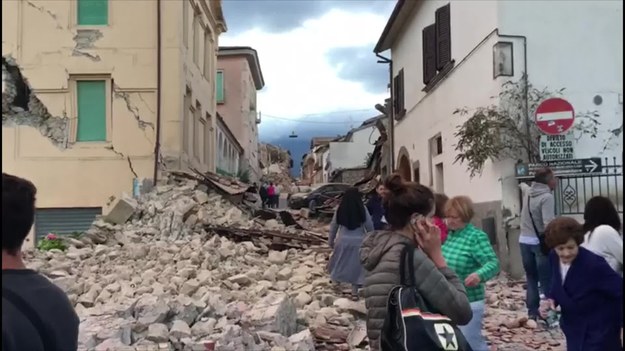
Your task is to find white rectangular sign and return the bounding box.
[539,133,575,161]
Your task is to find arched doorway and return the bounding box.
[396,147,412,181]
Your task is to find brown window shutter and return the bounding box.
[435,3,451,70]
[422,24,437,85]
[393,75,400,114]
[398,69,405,112]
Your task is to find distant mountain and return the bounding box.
[260,124,352,177]
[258,109,380,177]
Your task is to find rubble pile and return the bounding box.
[260,143,294,193]
[23,173,570,351]
[26,175,365,351]
[483,279,565,351]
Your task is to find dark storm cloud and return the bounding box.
[222,0,395,34]
[258,108,380,175]
[326,46,389,94]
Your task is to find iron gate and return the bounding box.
[554,157,623,215]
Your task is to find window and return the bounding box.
[422,3,453,90]
[216,70,224,103]
[182,0,189,48]
[204,113,212,165]
[203,28,213,78]
[192,10,200,66]
[435,135,443,155]
[193,102,201,160]
[393,69,405,119]
[77,0,108,25]
[183,88,191,154]
[493,42,514,78]
[76,80,107,142]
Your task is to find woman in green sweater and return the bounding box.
[442,196,500,351]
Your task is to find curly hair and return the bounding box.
[544,216,584,249]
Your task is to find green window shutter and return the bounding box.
[216,71,224,103]
[78,0,108,25]
[76,81,107,142]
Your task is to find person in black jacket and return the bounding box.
[2,173,79,351]
[259,183,268,209]
[366,183,389,230]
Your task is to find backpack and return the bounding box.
[380,243,473,351]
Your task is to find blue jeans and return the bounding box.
[520,243,552,318]
[458,300,489,351]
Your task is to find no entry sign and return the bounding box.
[535,98,575,135]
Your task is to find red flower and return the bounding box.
[46,233,57,240]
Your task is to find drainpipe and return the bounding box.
[376,53,394,172]
[495,30,529,161]
[153,0,163,184]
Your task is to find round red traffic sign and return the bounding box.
[535,98,575,135]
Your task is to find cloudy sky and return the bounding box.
[220,0,395,143]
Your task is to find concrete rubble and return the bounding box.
[260,143,294,193]
[26,174,363,351]
[22,173,566,350]
[483,279,565,351]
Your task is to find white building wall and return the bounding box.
[499,0,623,163]
[388,0,623,277]
[328,126,380,172]
[391,0,504,203]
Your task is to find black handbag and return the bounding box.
[527,197,551,255]
[380,244,473,351]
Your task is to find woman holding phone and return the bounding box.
[359,174,472,351]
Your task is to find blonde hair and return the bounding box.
[444,196,475,223]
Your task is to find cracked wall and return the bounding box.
[2,0,160,214]
[2,56,70,148]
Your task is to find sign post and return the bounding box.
[535,98,575,135]
[515,158,602,178]
[539,134,575,161]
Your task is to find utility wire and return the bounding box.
[261,109,375,124]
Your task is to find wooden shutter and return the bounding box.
[435,4,451,70]
[393,74,400,115]
[398,69,405,113]
[422,24,437,85]
[77,0,108,25]
[76,80,107,141]
[393,70,405,116]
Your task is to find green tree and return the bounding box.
[453,74,600,177]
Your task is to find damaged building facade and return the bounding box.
[1,0,226,246]
[217,47,265,183]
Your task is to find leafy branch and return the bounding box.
[453,74,601,177]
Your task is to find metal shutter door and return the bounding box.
[34,208,102,242]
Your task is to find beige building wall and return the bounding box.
[217,50,263,183]
[1,0,225,247]
[161,0,225,173]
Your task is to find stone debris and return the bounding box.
[483,279,565,351]
[22,172,570,351]
[259,143,294,193]
[24,174,361,351]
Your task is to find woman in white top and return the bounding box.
[581,196,623,275]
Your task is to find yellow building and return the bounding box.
[1,0,226,246]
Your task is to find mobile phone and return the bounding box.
[410,214,425,225]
